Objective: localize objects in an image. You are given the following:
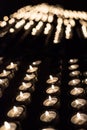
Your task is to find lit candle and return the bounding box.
[46,85,60,95]
[82,78,87,85]
[71,113,87,125]
[24,74,36,82]
[19,82,34,92]
[0,78,9,88]
[43,96,59,107]
[70,87,85,96]
[68,79,81,86]
[68,64,79,70]
[46,75,58,84]
[16,91,31,103]
[71,98,87,109]
[6,62,18,71]
[69,71,81,77]
[41,127,56,130]
[27,65,38,73]
[7,106,24,118]
[40,110,57,122]
[0,121,17,130]
[68,59,78,64]
[32,60,42,66]
[0,70,11,78]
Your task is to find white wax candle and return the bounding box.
[68,59,78,64]
[40,110,57,122]
[0,121,17,130]
[24,74,35,81]
[71,113,87,125]
[46,75,58,84]
[70,87,84,96]
[7,106,24,118]
[19,82,32,90]
[6,62,17,70]
[68,79,80,86]
[46,85,60,94]
[27,65,38,73]
[0,70,11,77]
[43,96,58,106]
[16,91,31,102]
[71,98,87,109]
[68,64,79,70]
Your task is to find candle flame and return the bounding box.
[4,121,10,129]
[29,65,33,70]
[45,111,49,116]
[75,99,79,104]
[49,96,52,101]
[49,75,53,80]
[22,82,26,86]
[10,62,14,67]
[77,113,81,119]
[51,85,54,89]
[13,106,18,113]
[20,91,23,97]
[26,74,30,78]
[3,70,6,74]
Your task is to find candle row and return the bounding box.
[0,62,19,98]
[0,59,42,130]
[68,58,87,129]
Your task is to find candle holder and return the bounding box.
[0,121,21,130]
[15,91,31,105]
[68,79,81,87]
[39,109,59,126]
[23,73,37,83]
[71,98,87,111]
[43,96,60,109]
[68,59,78,64]
[45,85,60,96]
[69,71,81,78]
[70,112,87,128]
[7,105,26,121]
[68,64,79,71]
[70,87,85,97]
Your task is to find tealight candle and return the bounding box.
[68,59,78,64]
[7,106,24,119]
[19,82,34,92]
[41,127,56,130]
[68,79,81,86]
[6,62,18,71]
[68,64,79,70]
[32,60,42,66]
[71,113,87,125]
[0,121,17,130]
[70,87,85,96]
[71,98,87,109]
[69,71,81,77]
[27,65,38,74]
[46,85,60,95]
[43,96,59,107]
[16,91,31,104]
[0,70,11,78]
[82,78,87,85]
[40,110,57,122]
[46,75,58,84]
[0,78,9,88]
[24,74,37,82]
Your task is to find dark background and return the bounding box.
[0,0,87,18]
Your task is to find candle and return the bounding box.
[6,62,18,71]
[0,70,11,78]
[46,85,60,95]
[69,71,81,77]
[0,78,9,88]
[70,87,85,96]
[68,59,78,64]
[16,91,31,103]
[27,65,38,73]
[19,82,34,92]
[0,121,17,130]
[24,74,36,82]
[71,98,87,109]
[43,96,58,107]
[40,110,57,122]
[7,106,24,118]
[68,64,79,70]
[83,71,87,77]
[46,75,58,84]
[32,60,42,66]
[68,79,81,86]
[82,78,87,85]
[71,113,87,125]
